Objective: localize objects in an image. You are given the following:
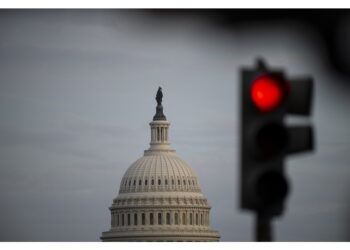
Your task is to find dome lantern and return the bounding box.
[145,87,174,155]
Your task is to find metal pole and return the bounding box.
[255,211,273,242]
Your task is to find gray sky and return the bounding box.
[0,10,350,241]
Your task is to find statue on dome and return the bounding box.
[156,87,163,106]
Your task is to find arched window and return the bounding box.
[183,180,186,185]
[190,213,193,225]
[128,180,131,186]
[192,180,195,185]
[151,179,154,185]
[142,213,146,225]
[166,213,170,225]
[127,214,131,226]
[145,179,148,185]
[122,214,125,226]
[158,179,161,185]
[182,213,186,225]
[196,213,198,225]
[133,180,136,186]
[150,213,154,225]
[188,180,191,185]
[175,213,178,225]
[172,179,174,185]
[124,180,127,187]
[139,179,142,185]
[158,213,162,225]
[201,214,203,225]
[165,179,168,185]
[178,180,181,185]
[117,214,119,226]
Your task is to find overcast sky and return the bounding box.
[0,10,350,241]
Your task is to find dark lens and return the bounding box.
[256,171,289,206]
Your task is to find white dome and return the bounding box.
[101,101,220,242]
[119,153,201,194]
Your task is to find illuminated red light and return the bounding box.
[251,74,285,112]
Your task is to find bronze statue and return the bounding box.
[153,87,166,121]
[156,87,163,105]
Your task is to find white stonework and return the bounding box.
[101,109,220,242]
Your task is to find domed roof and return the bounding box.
[119,152,201,194]
[101,91,220,242]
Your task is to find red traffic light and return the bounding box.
[251,74,287,112]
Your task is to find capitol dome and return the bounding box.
[101,88,220,241]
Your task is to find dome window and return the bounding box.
[158,213,162,225]
[192,180,195,185]
[128,180,131,186]
[145,179,148,185]
[166,213,170,225]
[165,179,168,185]
[117,214,119,226]
[182,213,186,225]
[133,180,136,186]
[175,213,178,225]
[183,180,186,185]
[127,214,131,226]
[142,213,146,225]
[172,179,174,185]
[158,179,161,185]
[150,213,154,225]
[139,179,142,185]
[188,180,191,185]
[196,213,198,225]
[201,214,203,225]
[190,213,193,225]
[178,180,180,185]
[122,214,125,226]
[134,213,138,225]
[151,179,154,185]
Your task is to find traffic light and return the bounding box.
[240,59,314,217]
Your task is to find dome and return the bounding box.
[119,153,201,194]
[101,91,220,242]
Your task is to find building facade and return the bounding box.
[101,90,220,241]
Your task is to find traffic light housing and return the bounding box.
[240,59,314,217]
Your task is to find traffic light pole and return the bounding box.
[255,211,273,242]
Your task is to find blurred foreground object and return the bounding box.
[240,58,315,241]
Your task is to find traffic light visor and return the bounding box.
[251,74,287,112]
